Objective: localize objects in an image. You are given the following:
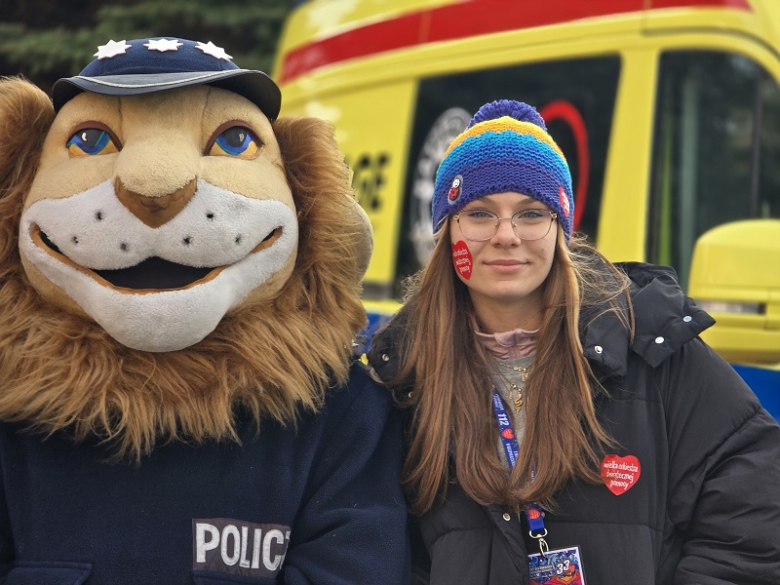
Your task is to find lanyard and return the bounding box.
[492,390,550,557]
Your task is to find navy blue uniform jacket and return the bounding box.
[0,363,409,585]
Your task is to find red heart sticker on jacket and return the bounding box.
[600,454,641,496]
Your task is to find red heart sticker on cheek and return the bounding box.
[600,454,641,496]
[451,240,473,280]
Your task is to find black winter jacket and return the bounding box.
[368,262,780,585]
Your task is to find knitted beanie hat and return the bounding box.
[432,100,574,241]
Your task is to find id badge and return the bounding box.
[528,545,586,584]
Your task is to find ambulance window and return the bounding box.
[648,51,780,289]
[398,56,621,292]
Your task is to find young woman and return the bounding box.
[368,100,780,585]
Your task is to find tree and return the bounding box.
[0,0,294,92]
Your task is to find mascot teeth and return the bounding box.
[20,179,298,351]
[29,219,285,291]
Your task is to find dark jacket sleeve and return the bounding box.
[661,338,780,584]
[280,365,410,585]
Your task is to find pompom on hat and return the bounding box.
[432,100,574,241]
[52,37,281,119]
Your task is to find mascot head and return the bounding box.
[0,38,372,457]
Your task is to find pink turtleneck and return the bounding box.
[472,318,538,359]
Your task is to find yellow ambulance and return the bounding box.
[274,0,780,414]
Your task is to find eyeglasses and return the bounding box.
[454,209,558,242]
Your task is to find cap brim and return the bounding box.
[52,69,281,119]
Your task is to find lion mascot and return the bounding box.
[0,37,408,584]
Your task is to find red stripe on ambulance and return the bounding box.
[279,0,750,83]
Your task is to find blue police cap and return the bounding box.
[52,38,281,119]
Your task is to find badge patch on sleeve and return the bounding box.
[193,518,291,578]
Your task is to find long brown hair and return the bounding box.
[391,221,633,515]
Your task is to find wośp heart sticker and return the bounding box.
[452,240,473,280]
[600,454,641,496]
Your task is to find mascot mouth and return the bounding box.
[33,225,282,291]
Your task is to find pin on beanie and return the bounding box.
[432,100,574,241]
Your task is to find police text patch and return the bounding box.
[192,518,291,578]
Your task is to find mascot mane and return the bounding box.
[0,78,367,460]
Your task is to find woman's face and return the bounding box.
[448,191,558,319]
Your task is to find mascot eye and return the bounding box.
[67,128,119,157]
[208,126,260,158]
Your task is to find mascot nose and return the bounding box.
[114,177,197,228]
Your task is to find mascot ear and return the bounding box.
[0,77,55,263]
[273,116,373,285]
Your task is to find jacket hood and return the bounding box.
[586,262,714,377]
[368,262,715,385]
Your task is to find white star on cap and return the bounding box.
[144,38,183,52]
[195,41,233,61]
[94,40,132,60]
